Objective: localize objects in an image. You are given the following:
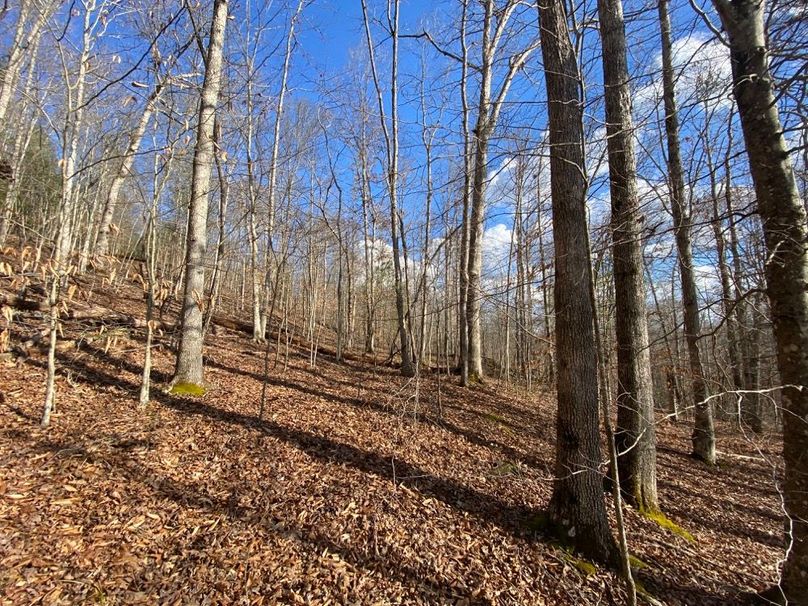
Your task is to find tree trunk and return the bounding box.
[42,2,94,427]
[361,0,415,377]
[658,0,715,463]
[0,0,49,125]
[95,84,163,258]
[537,0,616,564]
[203,119,228,335]
[713,0,808,600]
[458,0,472,385]
[597,0,658,511]
[467,127,488,381]
[707,137,746,427]
[171,0,228,388]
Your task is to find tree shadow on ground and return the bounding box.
[26,436,478,603]
[204,354,552,472]
[37,350,538,540]
[19,346,760,605]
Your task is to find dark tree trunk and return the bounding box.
[537,0,616,564]
[658,0,715,463]
[597,0,658,512]
[713,0,808,601]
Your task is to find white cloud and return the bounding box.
[481,222,513,275]
[693,263,721,297]
[634,32,732,111]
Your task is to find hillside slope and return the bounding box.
[0,256,785,605]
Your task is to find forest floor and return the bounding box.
[0,252,787,605]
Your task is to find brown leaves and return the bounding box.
[0,256,786,604]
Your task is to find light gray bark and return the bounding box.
[465,0,535,382]
[171,0,228,388]
[95,83,164,258]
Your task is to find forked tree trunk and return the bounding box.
[464,0,534,382]
[658,0,715,463]
[537,0,616,564]
[171,0,228,388]
[712,0,808,600]
[597,0,658,512]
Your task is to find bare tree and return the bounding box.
[171,0,229,389]
[42,0,110,426]
[361,0,415,377]
[0,0,52,125]
[537,0,616,564]
[597,0,658,510]
[711,0,808,600]
[659,0,715,463]
[465,0,537,381]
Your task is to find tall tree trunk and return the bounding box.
[262,0,304,336]
[418,106,434,364]
[203,119,228,335]
[658,0,715,463]
[458,0,472,385]
[359,151,376,353]
[95,83,164,258]
[0,17,42,245]
[356,99,377,355]
[713,0,808,600]
[466,125,488,381]
[464,0,534,382]
[597,0,658,511]
[361,0,415,377]
[171,0,228,388]
[706,132,746,427]
[0,0,49,125]
[42,2,94,427]
[537,0,616,564]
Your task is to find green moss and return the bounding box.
[628,554,648,570]
[489,461,520,477]
[557,546,597,577]
[522,517,599,578]
[468,372,485,385]
[484,412,506,423]
[640,507,695,543]
[635,579,651,600]
[570,556,597,576]
[169,382,207,397]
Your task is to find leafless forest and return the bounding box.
[0,0,806,604]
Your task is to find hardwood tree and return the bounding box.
[537,0,616,564]
[464,0,536,382]
[596,0,658,511]
[712,0,808,600]
[361,0,416,377]
[658,0,715,463]
[171,0,229,389]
